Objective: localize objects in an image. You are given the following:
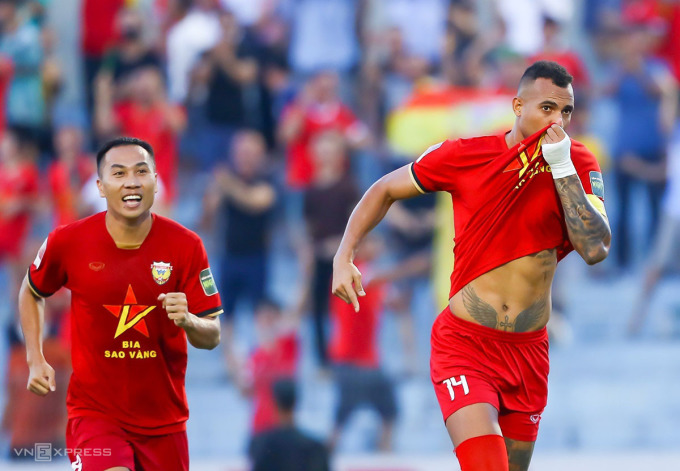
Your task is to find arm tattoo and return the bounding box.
[461,285,499,328]
[554,174,611,263]
[461,286,547,332]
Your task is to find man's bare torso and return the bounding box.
[449,249,556,332]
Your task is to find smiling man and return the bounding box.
[18,137,222,471]
[332,61,611,471]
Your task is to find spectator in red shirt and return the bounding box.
[328,236,397,452]
[278,70,370,190]
[95,66,186,208]
[0,125,39,266]
[530,16,590,97]
[236,298,300,446]
[81,0,126,117]
[1,126,67,460]
[46,126,96,227]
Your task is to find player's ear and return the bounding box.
[96,178,105,198]
[154,173,158,194]
[512,97,522,117]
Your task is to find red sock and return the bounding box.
[455,434,508,471]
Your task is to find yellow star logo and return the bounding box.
[104,285,155,339]
[503,136,545,178]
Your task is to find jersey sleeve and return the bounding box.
[27,230,67,298]
[183,236,223,318]
[409,139,460,194]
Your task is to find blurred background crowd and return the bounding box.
[1,0,680,468]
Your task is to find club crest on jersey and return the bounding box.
[151,261,173,285]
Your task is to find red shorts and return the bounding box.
[65,416,189,471]
[430,307,549,442]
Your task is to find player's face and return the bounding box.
[513,78,574,138]
[97,145,157,222]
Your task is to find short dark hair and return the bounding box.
[96,137,155,174]
[272,378,297,412]
[520,60,573,89]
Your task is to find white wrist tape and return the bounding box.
[542,135,576,179]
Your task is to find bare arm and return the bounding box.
[215,168,276,214]
[18,275,56,395]
[93,73,118,138]
[224,182,275,213]
[163,103,187,134]
[211,43,258,85]
[277,104,306,145]
[542,125,611,265]
[277,83,316,145]
[554,175,611,265]
[182,315,221,350]
[656,67,678,135]
[158,293,221,350]
[332,165,422,310]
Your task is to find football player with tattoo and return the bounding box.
[332,61,610,471]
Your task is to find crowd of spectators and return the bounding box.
[2,0,680,461]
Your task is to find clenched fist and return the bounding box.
[158,292,193,328]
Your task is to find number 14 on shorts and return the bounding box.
[443,375,469,401]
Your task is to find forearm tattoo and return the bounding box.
[461,285,547,332]
[554,174,611,261]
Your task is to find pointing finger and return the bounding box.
[345,285,360,313]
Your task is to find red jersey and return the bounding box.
[329,271,384,368]
[410,127,603,298]
[115,102,183,202]
[247,333,298,434]
[28,212,223,435]
[0,161,39,258]
[81,0,125,57]
[282,102,362,189]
